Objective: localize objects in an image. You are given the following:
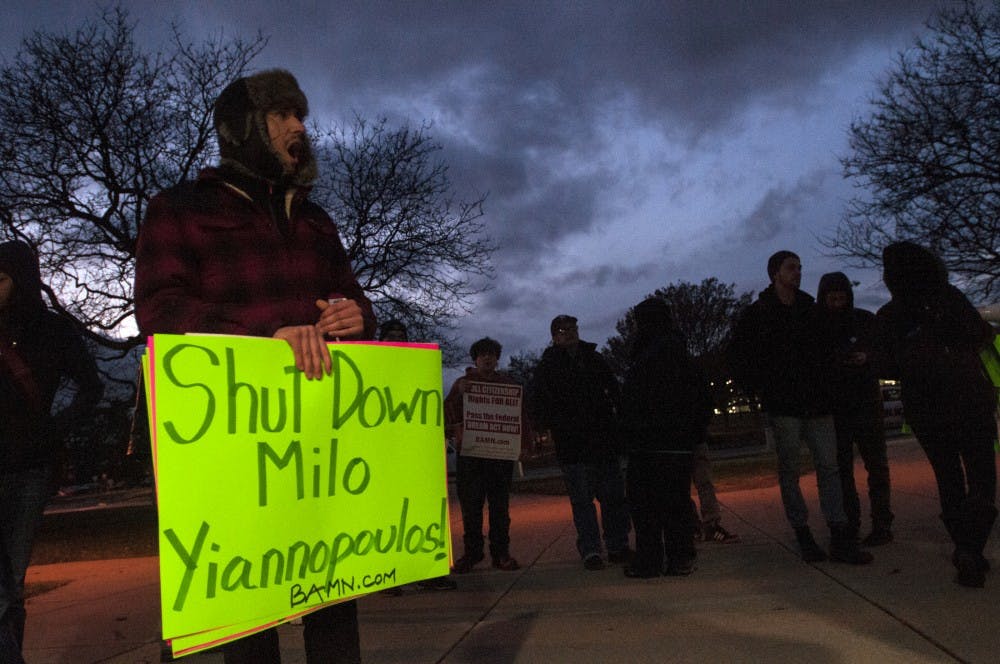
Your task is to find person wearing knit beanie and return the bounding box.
[727,249,874,565]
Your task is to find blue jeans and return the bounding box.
[770,416,846,528]
[0,465,52,662]
[560,459,630,559]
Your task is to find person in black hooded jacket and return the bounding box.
[0,240,103,662]
[815,271,893,547]
[873,241,997,588]
[620,298,711,577]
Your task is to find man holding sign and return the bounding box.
[445,337,531,573]
[135,69,375,663]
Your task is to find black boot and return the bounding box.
[954,549,986,587]
[794,526,826,562]
[948,501,997,587]
[829,523,874,565]
[861,524,893,547]
[967,501,997,570]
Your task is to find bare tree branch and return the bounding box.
[311,116,496,362]
[825,0,1000,299]
[0,7,266,352]
[601,278,755,381]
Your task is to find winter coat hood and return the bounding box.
[0,240,46,333]
[882,241,949,303]
[816,271,854,310]
[631,297,681,359]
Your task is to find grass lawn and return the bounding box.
[32,505,159,566]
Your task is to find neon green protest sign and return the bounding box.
[146,334,450,656]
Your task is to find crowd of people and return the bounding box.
[0,66,996,664]
[446,247,996,596]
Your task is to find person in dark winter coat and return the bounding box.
[0,240,103,663]
[530,315,631,571]
[727,250,872,565]
[620,298,711,577]
[815,272,893,547]
[135,69,374,663]
[873,241,997,587]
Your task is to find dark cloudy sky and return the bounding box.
[1,0,949,377]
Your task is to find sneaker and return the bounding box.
[794,526,827,563]
[583,554,605,571]
[416,576,458,590]
[451,553,484,574]
[608,547,633,564]
[953,550,990,573]
[861,528,893,547]
[829,525,874,565]
[954,550,986,588]
[492,556,521,571]
[704,524,740,544]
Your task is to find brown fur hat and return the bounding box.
[213,69,316,185]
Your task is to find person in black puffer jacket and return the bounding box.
[815,271,894,547]
[620,298,712,577]
[873,241,997,588]
[530,315,631,571]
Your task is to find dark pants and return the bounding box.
[626,452,695,573]
[222,601,360,664]
[0,466,52,664]
[456,455,514,560]
[834,408,893,531]
[560,459,631,559]
[914,422,998,558]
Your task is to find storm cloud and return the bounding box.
[1,0,947,372]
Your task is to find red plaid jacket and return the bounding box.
[135,168,375,338]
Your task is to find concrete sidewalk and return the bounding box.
[22,437,1000,663]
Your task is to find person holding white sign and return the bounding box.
[445,337,531,573]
